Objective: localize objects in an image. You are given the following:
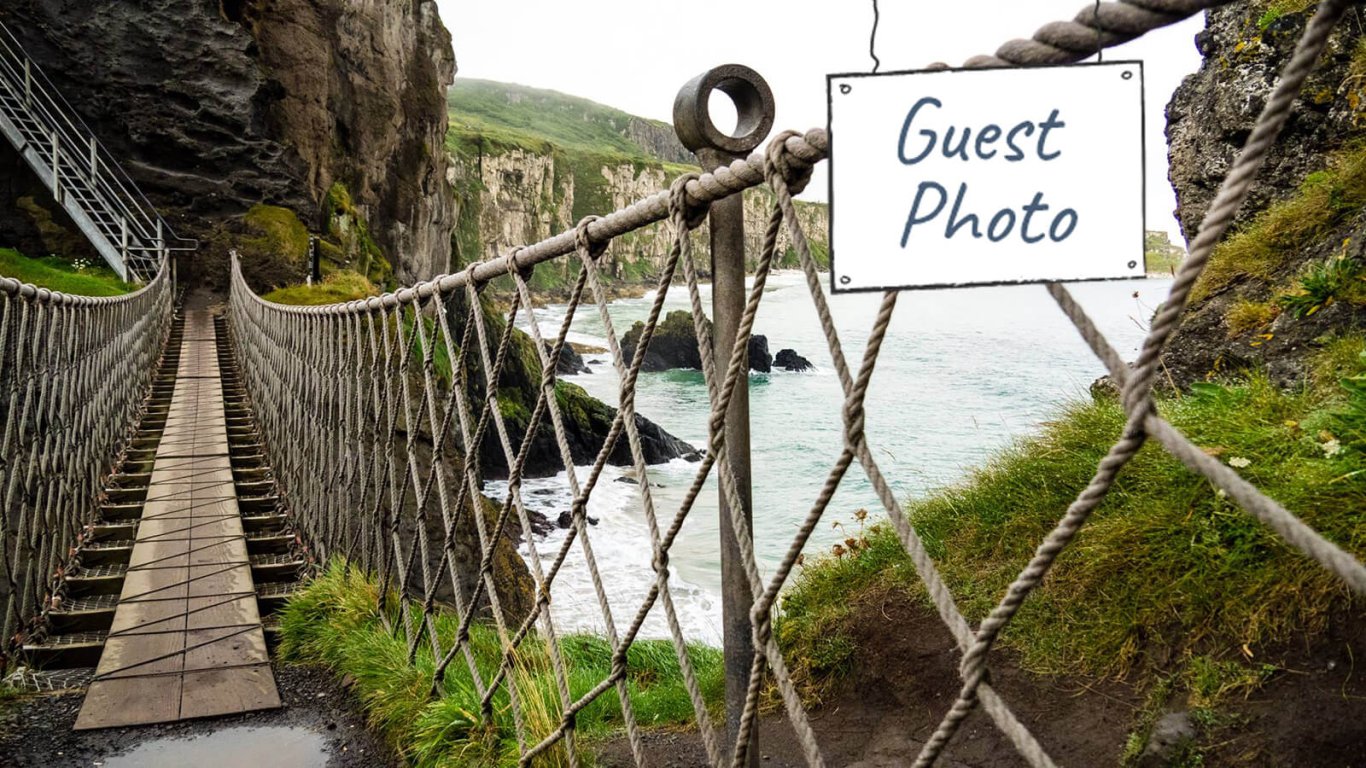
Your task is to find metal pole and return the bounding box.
[673,64,774,767]
[49,130,60,204]
[309,235,321,285]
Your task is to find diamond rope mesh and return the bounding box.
[0,265,174,663]
[224,1,1366,765]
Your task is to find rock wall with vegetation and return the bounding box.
[0,0,454,288]
[1163,0,1366,388]
[446,79,829,299]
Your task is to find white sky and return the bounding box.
[438,0,1205,244]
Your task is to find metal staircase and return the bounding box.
[0,20,193,283]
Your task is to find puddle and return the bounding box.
[103,725,330,767]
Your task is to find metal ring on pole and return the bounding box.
[672,64,775,157]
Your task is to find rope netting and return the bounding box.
[224,0,1366,765]
[0,265,174,661]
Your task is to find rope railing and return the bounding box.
[0,263,175,663]
[224,0,1364,765]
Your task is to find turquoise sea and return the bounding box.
[490,271,1173,643]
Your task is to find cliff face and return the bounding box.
[445,79,830,296]
[1162,3,1366,388]
[449,142,830,295]
[0,0,454,285]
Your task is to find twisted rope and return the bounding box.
[0,264,174,662]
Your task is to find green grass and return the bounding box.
[1275,244,1366,318]
[779,337,1366,701]
[1256,0,1316,30]
[244,204,311,265]
[279,562,723,766]
[1195,142,1366,302]
[0,247,133,296]
[262,270,379,306]
[448,80,677,161]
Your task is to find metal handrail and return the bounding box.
[0,19,196,280]
[0,21,191,248]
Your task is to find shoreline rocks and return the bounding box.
[775,348,814,372]
[620,309,810,375]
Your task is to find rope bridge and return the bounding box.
[0,0,1359,762]
[224,1,1366,765]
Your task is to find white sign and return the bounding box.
[828,62,1145,292]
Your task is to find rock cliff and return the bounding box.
[447,80,830,298]
[1162,2,1366,388]
[0,0,455,285]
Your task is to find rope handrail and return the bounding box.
[0,263,170,306]
[236,129,828,316]
[0,260,175,662]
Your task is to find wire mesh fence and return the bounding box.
[0,266,174,663]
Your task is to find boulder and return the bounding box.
[748,335,772,373]
[545,341,590,375]
[775,348,814,372]
[620,309,773,373]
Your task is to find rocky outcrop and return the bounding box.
[621,309,795,374]
[1162,4,1366,388]
[625,117,693,165]
[457,297,696,479]
[1167,8,1360,240]
[621,311,703,372]
[776,348,814,372]
[748,335,772,373]
[0,0,455,286]
[547,341,591,376]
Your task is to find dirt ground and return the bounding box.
[596,589,1366,768]
[0,664,396,768]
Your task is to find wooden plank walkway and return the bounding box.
[75,310,280,729]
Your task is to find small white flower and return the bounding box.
[1216,489,1228,498]
[1321,438,1342,457]
[1228,456,1251,468]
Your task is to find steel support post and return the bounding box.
[673,64,774,767]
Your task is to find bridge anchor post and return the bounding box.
[673,63,774,768]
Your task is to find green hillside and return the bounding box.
[446,79,687,165]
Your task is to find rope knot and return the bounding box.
[765,130,814,195]
[504,246,535,283]
[574,216,609,261]
[651,550,669,574]
[668,173,709,231]
[460,262,486,294]
[610,648,629,680]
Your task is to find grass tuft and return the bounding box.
[278,561,722,766]
[0,247,133,296]
[262,270,379,306]
[1224,298,1281,335]
[1275,244,1366,318]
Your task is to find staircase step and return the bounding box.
[79,538,134,565]
[241,512,287,532]
[64,564,126,595]
[48,594,118,633]
[249,553,304,579]
[22,631,106,668]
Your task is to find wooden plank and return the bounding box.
[75,310,281,730]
